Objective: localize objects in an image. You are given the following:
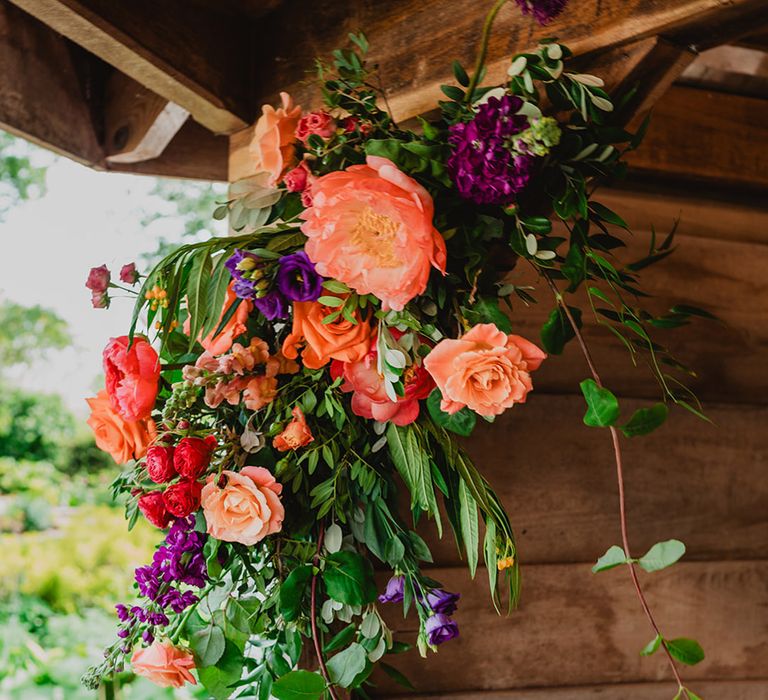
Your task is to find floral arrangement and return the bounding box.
[82,2,712,699]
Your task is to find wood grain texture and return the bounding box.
[396,680,768,699]
[0,1,103,164]
[6,0,252,133]
[372,561,768,694]
[422,397,768,566]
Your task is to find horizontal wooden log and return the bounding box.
[422,397,768,566]
[396,680,768,699]
[372,561,768,694]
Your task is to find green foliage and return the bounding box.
[272,670,326,700]
[0,299,70,371]
[579,379,620,428]
[323,551,377,606]
[637,540,686,573]
[620,403,668,437]
[666,638,705,666]
[592,545,627,573]
[0,132,48,220]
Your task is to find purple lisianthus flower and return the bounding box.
[515,0,568,25]
[425,613,459,645]
[254,290,288,320]
[276,251,323,302]
[447,94,534,206]
[425,588,460,615]
[378,576,405,604]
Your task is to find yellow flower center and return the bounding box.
[350,206,401,268]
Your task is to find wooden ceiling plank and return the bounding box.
[6,0,251,134]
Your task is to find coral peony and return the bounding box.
[163,480,203,518]
[86,391,156,464]
[103,336,160,422]
[131,640,197,688]
[201,467,284,545]
[145,445,176,483]
[300,156,447,311]
[282,298,372,369]
[174,436,217,480]
[332,348,434,426]
[424,323,545,416]
[273,406,314,451]
[250,92,302,185]
[138,491,173,529]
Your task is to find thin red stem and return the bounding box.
[310,523,341,700]
[545,274,688,697]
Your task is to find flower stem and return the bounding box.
[310,523,340,700]
[544,274,689,698]
[465,0,509,103]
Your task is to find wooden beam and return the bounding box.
[680,45,768,98]
[103,71,189,164]
[7,0,253,134]
[374,561,768,693]
[0,0,102,165]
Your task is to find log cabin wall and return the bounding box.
[0,0,767,697]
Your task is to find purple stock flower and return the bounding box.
[425,588,460,615]
[447,95,534,206]
[253,290,289,320]
[514,0,568,25]
[378,576,405,604]
[425,613,459,645]
[276,251,323,302]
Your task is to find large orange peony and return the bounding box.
[86,390,156,464]
[201,466,284,546]
[103,335,160,422]
[250,92,302,185]
[300,156,447,311]
[424,323,546,417]
[131,641,196,688]
[282,298,372,369]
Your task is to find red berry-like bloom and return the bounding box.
[145,445,176,483]
[163,480,203,518]
[173,436,217,480]
[138,491,173,529]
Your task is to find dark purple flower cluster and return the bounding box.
[447,95,534,206]
[378,576,460,645]
[225,249,323,320]
[514,0,568,25]
[115,516,207,646]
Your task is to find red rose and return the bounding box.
[138,491,173,529]
[295,111,335,144]
[145,445,176,483]
[283,161,312,193]
[162,480,203,518]
[173,436,217,479]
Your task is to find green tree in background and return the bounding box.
[0,131,48,219]
[0,299,71,371]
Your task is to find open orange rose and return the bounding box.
[300,156,447,311]
[424,323,546,417]
[103,335,160,422]
[86,390,156,464]
[250,92,302,185]
[282,298,372,369]
[185,283,253,356]
[201,466,284,545]
[131,641,196,688]
[274,406,314,451]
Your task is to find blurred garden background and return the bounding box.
[0,131,225,698]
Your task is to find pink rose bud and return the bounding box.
[120,262,139,284]
[283,161,311,193]
[86,264,111,293]
[295,111,335,144]
[91,291,110,309]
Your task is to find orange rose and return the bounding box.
[185,283,253,356]
[201,467,284,545]
[282,298,372,370]
[131,641,196,688]
[250,92,302,185]
[424,323,546,417]
[86,391,157,464]
[300,156,447,311]
[274,406,314,451]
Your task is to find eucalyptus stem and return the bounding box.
[310,523,340,700]
[464,0,509,103]
[543,273,689,699]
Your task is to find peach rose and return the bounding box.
[201,467,284,545]
[250,92,302,186]
[86,390,157,464]
[424,323,546,417]
[103,336,160,422]
[300,156,447,311]
[185,283,253,356]
[274,406,314,451]
[282,298,372,369]
[131,641,196,688]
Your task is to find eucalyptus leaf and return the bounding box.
[592,545,627,573]
[637,539,685,573]
[326,643,367,688]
